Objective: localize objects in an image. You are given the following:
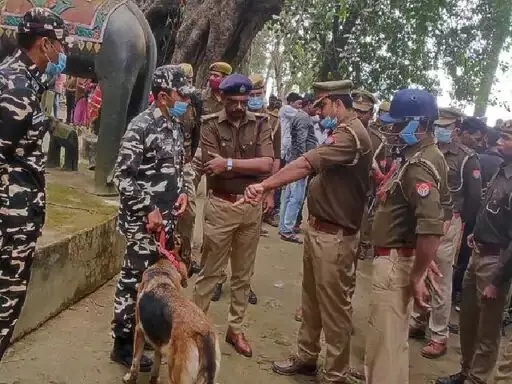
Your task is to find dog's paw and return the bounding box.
[122,372,137,384]
[149,377,160,384]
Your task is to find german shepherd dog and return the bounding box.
[123,235,220,384]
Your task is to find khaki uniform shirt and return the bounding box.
[372,137,452,248]
[251,107,281,159]
[200,109,274,194]
[303,111,373,232]
[440,142,481,224]
[201,88,224,116]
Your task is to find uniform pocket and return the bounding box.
[219,134,235,158]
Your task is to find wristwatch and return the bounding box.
[226,158,233,171]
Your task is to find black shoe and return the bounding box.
[448,323,459,335]
[435,372,467,384]
[248,288,257,305]
[211,283,222,302]
[408,327,426,340]
[188,261,201,277]
[110,337,152,372]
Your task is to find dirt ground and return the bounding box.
[1,194,507,384]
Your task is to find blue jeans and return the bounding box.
[279,177,307,234]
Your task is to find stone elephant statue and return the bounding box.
[0,0,157,195]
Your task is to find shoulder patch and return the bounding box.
[472,169,481,179]
[416,182,432,197]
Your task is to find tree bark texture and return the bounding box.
[167,0,284,87]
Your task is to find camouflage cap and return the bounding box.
[312,80,353,107]
[209,62,233,76]
[152,65,196,97]
[352,89,377,112]
[435,107,465,126]
[499,120,512,136]
[249,74,265,90]
[18,7,68,42]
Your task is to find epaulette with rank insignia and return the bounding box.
[201,112,221,122]
[268,110,279,118]
[457,142,476,156]
[253,112,269,120]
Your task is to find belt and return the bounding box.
[211,190,242,203]
[477,242,502,256]
[374,247,415,257]
[308,215,357,236]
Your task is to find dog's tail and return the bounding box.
[200,331,219,384]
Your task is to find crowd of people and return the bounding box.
[1,7,512,384]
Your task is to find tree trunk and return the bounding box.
[473,0,511,117]
[169,0,284,87]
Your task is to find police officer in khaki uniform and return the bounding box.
[409,107,481,359]
[436,120,512,384]
[352,89,378,261]
[193,74,274,357]
[202,62,233,115]
[237,80,373,383]
[364,89,452,384]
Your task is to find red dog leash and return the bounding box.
[154,227,181,271]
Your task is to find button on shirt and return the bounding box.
[473,162,512,286]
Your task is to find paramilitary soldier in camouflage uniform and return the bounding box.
[110,65,195,370]
[437,119,512,384]
[365,89,452,384]
[409,107,481,359]
[0,8,68,360]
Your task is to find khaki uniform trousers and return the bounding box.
[365,250,415,384]
[297,223,359,383]
[459,248,510,384]
[193,193,261,332]
[495,336,512,383]
[411,215,463,341]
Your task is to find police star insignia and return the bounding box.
[240,85,246,94]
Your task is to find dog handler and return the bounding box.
[110,65,195,370]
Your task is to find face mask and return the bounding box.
[248,96,264,110]
[168,100,189,119]
[399,120,420,146]
[434,127,452,143]
[167,101,188,119]
[45,51,67,77]
[209,77,222,91]
[320,116,337,131]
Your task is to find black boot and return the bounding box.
[110,337,153,372]
[211,283,223,301]
[248,288,258,305]
[435,372,467,384]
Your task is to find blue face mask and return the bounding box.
[168,100,189,119]
[399,120,420,146]
[248,96,264,111]
[45,52,67,77]
[434,126,452,143]
[320,116,337,131]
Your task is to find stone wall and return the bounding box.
[12,215,125,341]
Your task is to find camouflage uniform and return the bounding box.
[111,67,194,340]
[0,8,67,359]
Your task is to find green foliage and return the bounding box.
[254,0,511,110]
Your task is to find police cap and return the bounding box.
[219,73,252,96]
[435,107,465,126]
[152,65,196,97]
[179,63,194,79]
[380,88,439,124]
[461,117,488,134]
[209,62,232,76]
[352,89,377,112]
[312,80,353,107]
[18,7,68,43]
[378,101,391,113]
[249,74,265,90]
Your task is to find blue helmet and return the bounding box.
[380,88,439,124]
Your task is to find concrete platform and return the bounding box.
[11,169,124,341]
